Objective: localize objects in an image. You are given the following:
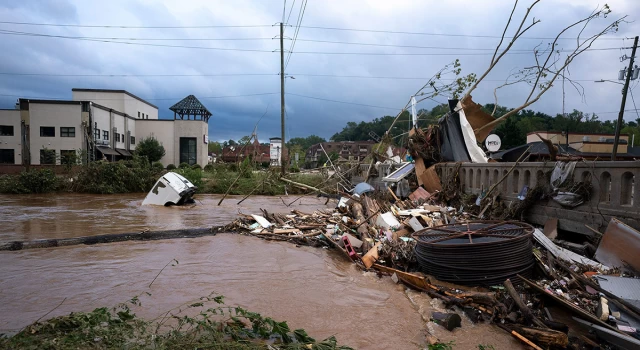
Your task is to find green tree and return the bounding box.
[208,142,222,154]
[135,137,166,163]
[287,135,327,151]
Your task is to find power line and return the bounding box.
[0,72,276,77]
[0,29,275,52]
[0,28,622,56]
[0,20,271,29]
[297,25,624,40]
[0,71,615,83]
[293,38,626,52]
[285,0,297,26]
[0,92,279,101]
[629,88,640,121]
[286,92,397,110]
[284,0,307,69]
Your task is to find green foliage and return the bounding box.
[0,292,353,350]
[152,162,164,170]
[203,164,214,172]
[478,345,495,350]
[72,157,164,194]
[317,151,339,166]
[0,169,60,194]
[287,135,327,151]
[239,157,254,178]
[207,141,222,154]
[428,341,455,350]
[166,164,176,170]
[178,162,190,169]
[174,168,203,188]
[191,163,202,170]
[135,137,166,163]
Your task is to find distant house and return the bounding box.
[305,141,376,167]
[220,137,287,165]
[491,131,640,161]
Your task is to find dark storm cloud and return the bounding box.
[0,0,639,142]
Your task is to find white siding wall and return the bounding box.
[91,106,110,147]
[113,113,126,150]
[135,120,174,166]
[124,98,158,120]
[29,103,83,165]
[126,117,136,151]
[0,109,22,164]
[73,91,125,112]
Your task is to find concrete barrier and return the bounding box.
[438,161,640,236]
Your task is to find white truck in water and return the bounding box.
[142,172,197,206]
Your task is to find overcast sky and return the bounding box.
[1,0,639,143]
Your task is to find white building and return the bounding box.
[0,89,210,167]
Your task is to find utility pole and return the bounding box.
[612,35,638,161]
[279,22,286,176]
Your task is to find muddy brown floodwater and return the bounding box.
[0,194,522,349]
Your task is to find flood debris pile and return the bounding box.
[232,176,640,349]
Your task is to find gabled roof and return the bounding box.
[169,95,212,122]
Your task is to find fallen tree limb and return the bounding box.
[0,228,220,251]
[279,177,329,196]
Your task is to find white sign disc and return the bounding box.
[485,134,502,152]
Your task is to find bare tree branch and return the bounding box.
[474,4,625,135]
[463,0,541,100]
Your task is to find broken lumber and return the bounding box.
[504,278,548,329]
[511,326,568,348]
[279,177,329,195]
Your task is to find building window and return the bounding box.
[60,127,75,137]
[0,125,14,136]
[103,130,109,140]
[0,149,14,164]
[131,136,136,145]
[40,126,55,137]
[40,149,56,164]
[94,128,101,140]
[138,112,141,119]
[115,133,120,142]
[121,134,125,142]
[180,137,197,165]
[60,150,76,165]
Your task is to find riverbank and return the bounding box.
[0,162,332,196]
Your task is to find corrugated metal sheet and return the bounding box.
[595,275,640,310]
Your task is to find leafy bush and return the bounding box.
[72,157,164,194]
[135,137,166,163]
[179,162,190,169]
[167,164,176,170]
[152,161,164,170]
[203,164,214,172]
[0,169,60,194]
[174,168,203,188]
[191,163,202,170]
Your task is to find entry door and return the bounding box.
[180,137,197,165]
